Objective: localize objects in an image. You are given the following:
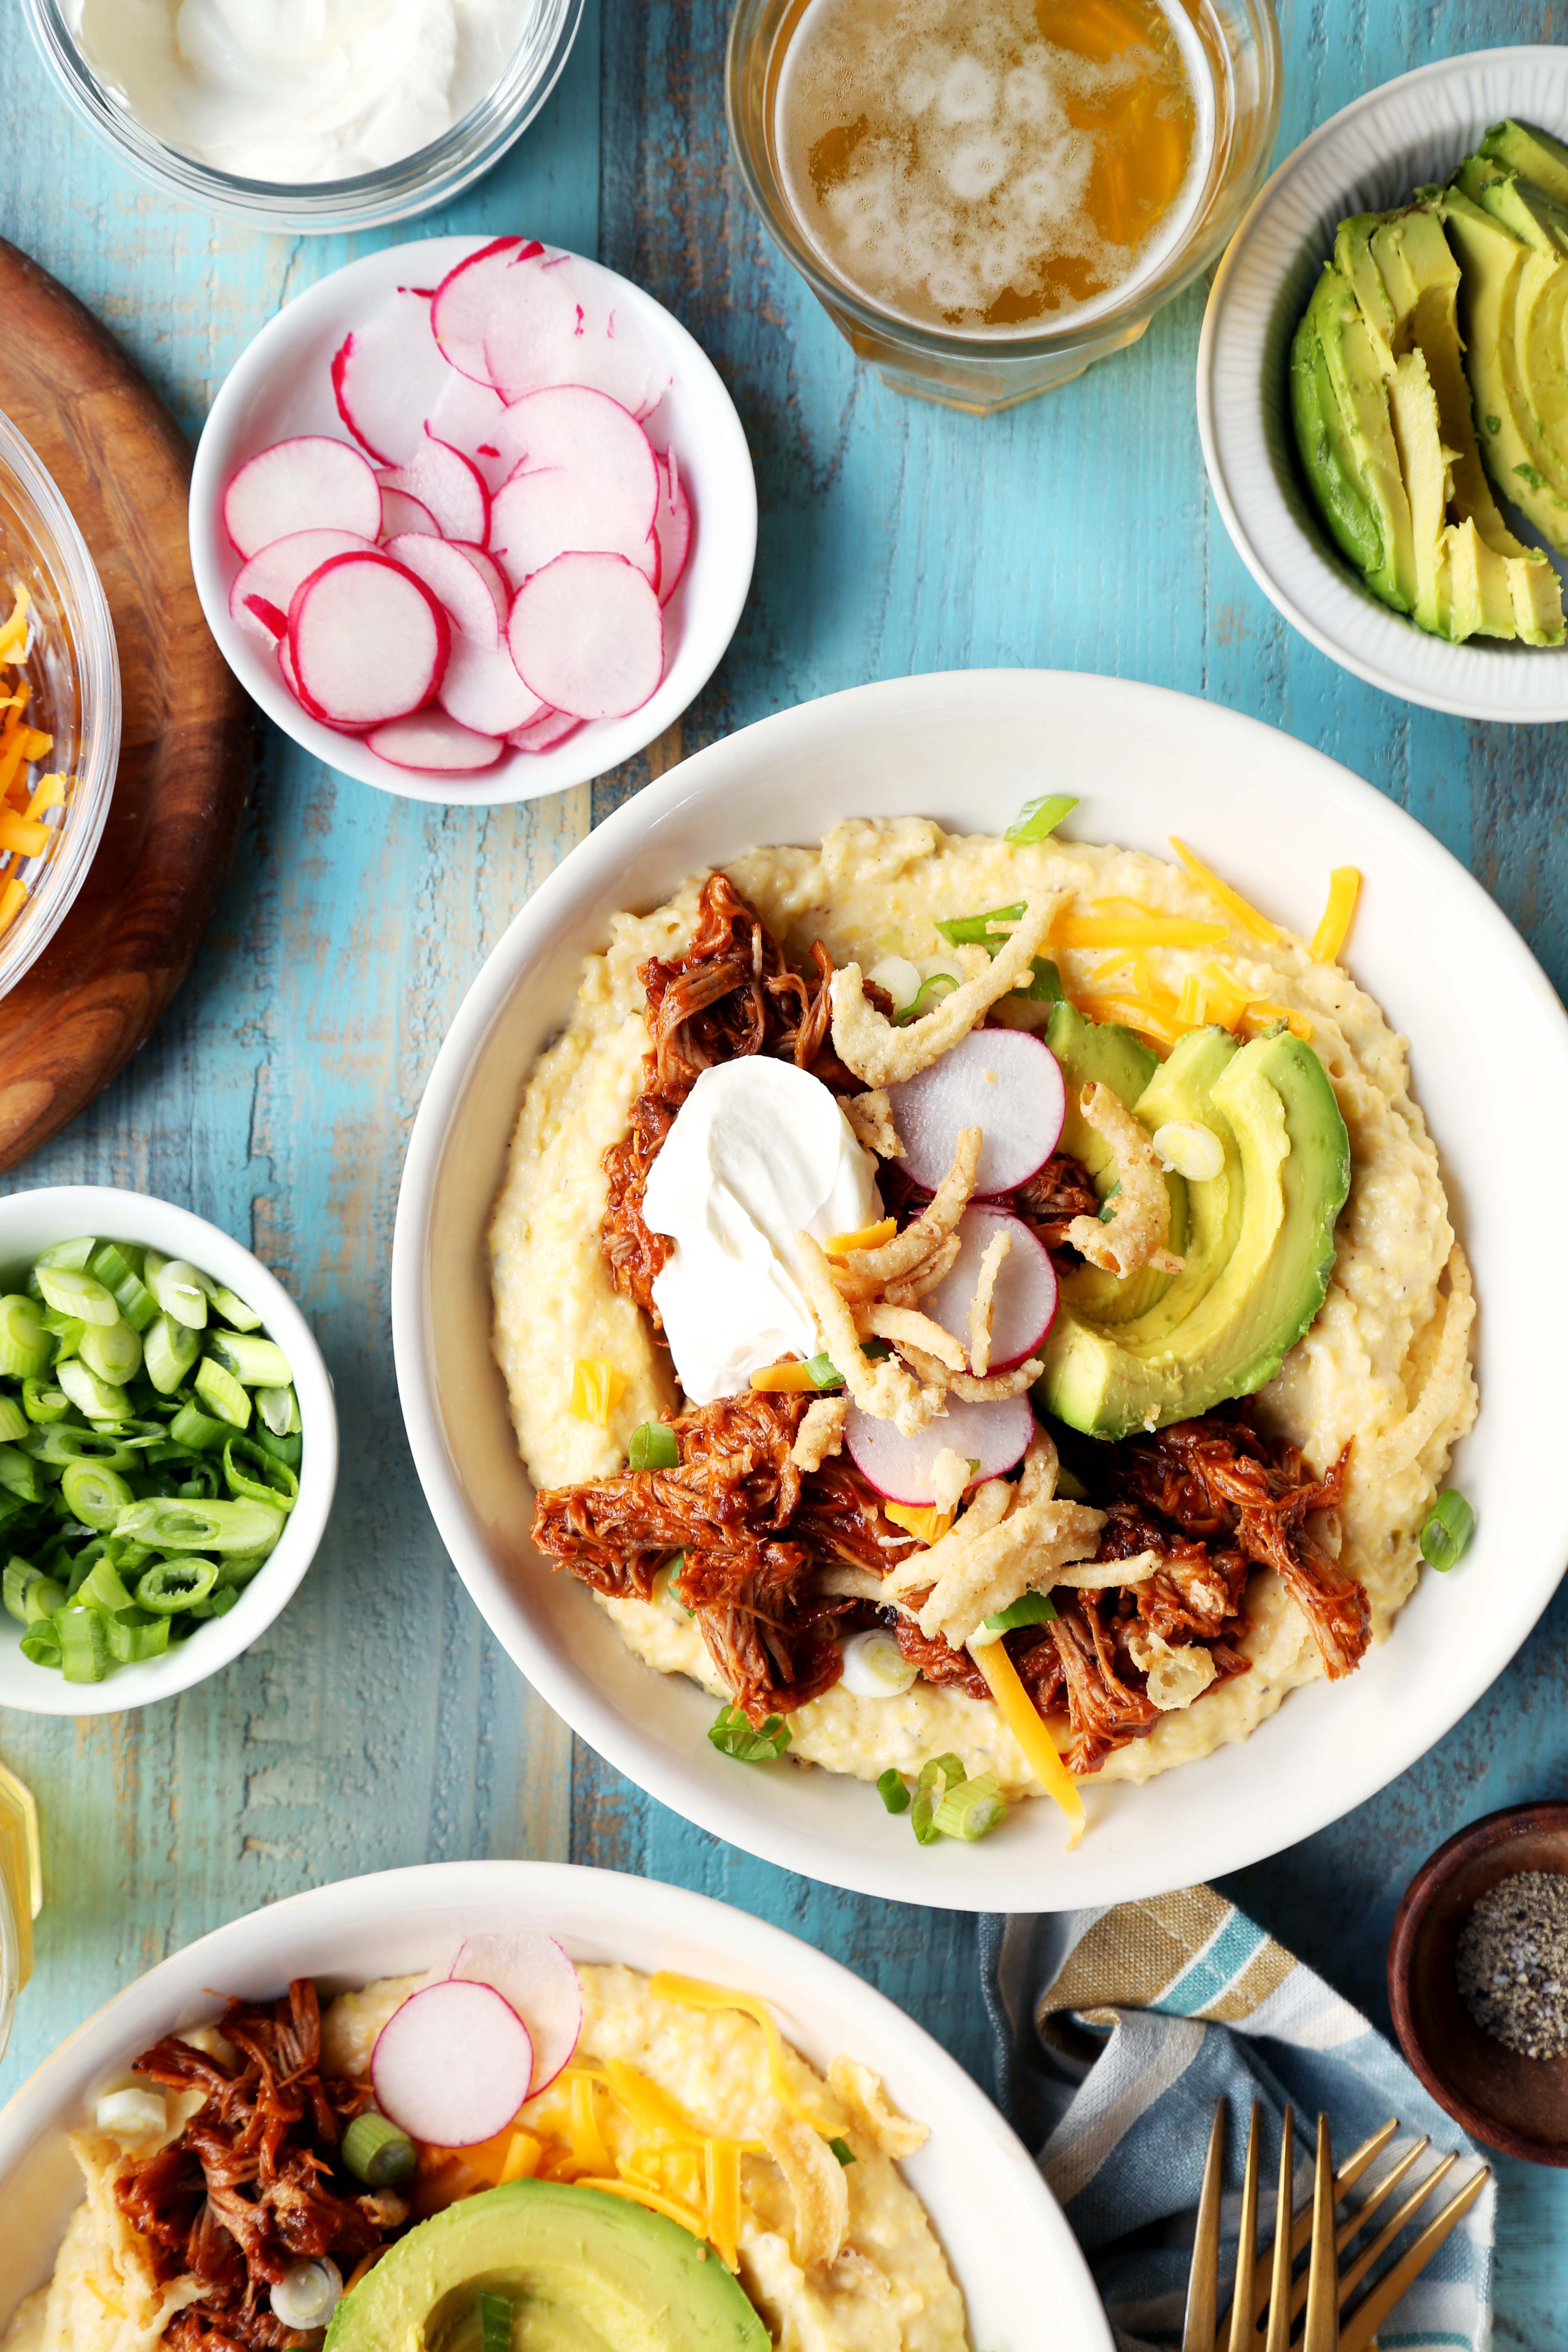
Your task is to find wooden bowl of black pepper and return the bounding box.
[1389,1802,1568,2165]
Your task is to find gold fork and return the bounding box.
[1180,2098,1491,2352]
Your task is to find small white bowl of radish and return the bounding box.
[189,236,756,804]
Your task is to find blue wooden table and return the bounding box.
[1,2,1565,2339]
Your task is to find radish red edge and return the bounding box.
[286,551,451,731]
[450,1930,583,2098]
[370,1979,535,2147]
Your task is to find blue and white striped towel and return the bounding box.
[981,1887,1494,2351]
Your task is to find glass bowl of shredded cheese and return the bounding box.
[0,406,120,1000]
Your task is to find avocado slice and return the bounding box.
[1038,1029,1350,1441]
[324,2180,769,2352]
[1440,179,1568,555]
[1479,118,1568,210]
[1044,1000,1185,1327]
[1303,261,1419,612]
[1461,163,1568,530]
[1290,269,1386,581]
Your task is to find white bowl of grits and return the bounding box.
[0,1858,1111,2352]
[391,668,1568,1911]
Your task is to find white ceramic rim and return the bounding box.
[390,667,1568,1909]
[0,1187,338,1717]
[189,237,757,808]
[0,1858,1114,2352]
[1197,43,1568,722]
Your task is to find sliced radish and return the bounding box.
[490,468,659,591]
[332,291,450,467]
[507,552,663,721]
[425,372,510,491]
[230,528,375,646]
[379,486,442,540]
[450,1932,582,2098]
[430,236,547,383]
[277,633,366,733]
[889,1029,1065,1198]
[440,635,547,735]
[491,386,659,525]
[846,1393,1037,1506]
[288,552,449,728]
[508,706,581,752]
[487,258,664,419]
[223,437,382,560]
[452,543,511,626]
[653,451,692,606]
[384,533,501,648]
[377,434,490,546]
[368,711,505,773]
[370,1979,533,2147]
[919,1205,1058,1374]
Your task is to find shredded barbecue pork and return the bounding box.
[116,1982,402,2352]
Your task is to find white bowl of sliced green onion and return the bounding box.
[0,1187,337,1715]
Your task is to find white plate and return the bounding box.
[0,1858,1111,2352]
[0,1187,336,1716]
[189,238,757,805]
[1198,45,1568,722]
[392,668,1568,1909]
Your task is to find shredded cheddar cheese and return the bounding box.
[649,1973,837,2134]
[883,1500,956,1544]
[0,585,74,952]
[1055,912,1228,950]
[825,1217,898,1256]
[749,1359,821,1392]
[1311,866,1361,964]
[498,2130,542,2183]
[969,1637,1085,1844]
[574,2175,709,2236]
[568,1359,626,1425]
[1169,838,1281,944]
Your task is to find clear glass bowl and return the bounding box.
[726,0,1282,413]
[22,0,585,236]
[0,408,120,1002]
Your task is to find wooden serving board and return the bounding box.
[0,237,249,1174]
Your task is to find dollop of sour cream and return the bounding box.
[642,1059,881,1407]
[62,0,526,183]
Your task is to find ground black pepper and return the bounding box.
[1454,1870,1568,2060]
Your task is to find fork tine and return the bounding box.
[1302,2116,1339,2352]
[1338,2166,1492,2352]
[1336,2151,1458,2310]
[1279,2135,1437,2329]
[1225,2100,1262,2352]
[1183,2100,1227,2352]
[1262,2105,1294,2352]
[1220,2117,1399,2347]
[1335,2134,1431,2252]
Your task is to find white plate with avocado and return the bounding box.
[0,1858,1112,2352]
[1199,46,1568,720]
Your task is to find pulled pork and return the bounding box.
[116,1982,403,2352]
[601,875,866,1321]
[1012,1153,1102,1252]
[534,1391,917,1723]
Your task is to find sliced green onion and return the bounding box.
[214,1548,272,1590]
[135,1558,218,1615]
[40,1307,86,1352]
[88,1242,138,1292]
[74,1554,135,1615]
[911,1753,967,1846]
[895,971,960,1026]
[92,1247,159,1333]
[194,1357,250,1429]
[0,1398,29,1446]
[707,1703,792,1762]
[1021,956,1065,1004]
[1005,792,1078,845]
[65,1540,106,1597]
[35,1265,119,1327]
[0,1446,42,1504]
[55,1359,130,1422]
[828,2136,856,2166]
[108,1609,172,1663]
[143,1313,201,1395]
[223,1434,298,1510]
[931,1770,1006,1841]
[257,1384,301,1438]
[877,1767,911,1815]
[207,1331,292,1388]
[78,1318,143,1386]
[21,1376,75,1425]
[255,1426,303,1470]
[61,1460,135,1532]
[20,1630,61,1669]
[150,1258,207,1330]
[3,1558,38,1624]
[935,900,1025,948]
[36,1236,96,1272]
[478,2292,513,2352]
[198,1276,264,1333]
[55,1603,111,1683]
[207,1585,240,1617]
[804,1353,845,1392]
[24,1425,135,1470]
[1421,1490,1475,1573]
[341,2111,418,2186]
[982,1590,1058,1633]
[0,1296,52,1380]
[860,1339,893,1363]
[627,1421,679,1472]
[167,1401,229,1454]
[116,1495,284,1555]
[24,1575,66,1625]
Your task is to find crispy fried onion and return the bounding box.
[791,1394,848,1473]
[795,1233,947,1436]
[898,1342,1045,1403]
[826,2057,929,2159]
[929,1447,971,1517]
[843,1089,904,1159]
[968,1225,1010,1377]
[1125,1624,1218,1709]
[1052,1548,1160,1590]
[762,2110,850,2273]
[1064,1083,1184,1279]
[883,1490,1106,1649]
[832,1129,981,1294]
[829,894,1060,1085]
[882,1231,960,1306]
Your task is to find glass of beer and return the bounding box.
[727,0,1280,412]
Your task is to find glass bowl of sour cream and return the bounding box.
[24,0,585,234]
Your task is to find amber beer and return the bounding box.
[773,0,1207,334]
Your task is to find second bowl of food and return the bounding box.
[393,667,1564,1909]
[1199,45,1568,721]
[0,1858,1112,2352]
[0,1187,336,1716]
